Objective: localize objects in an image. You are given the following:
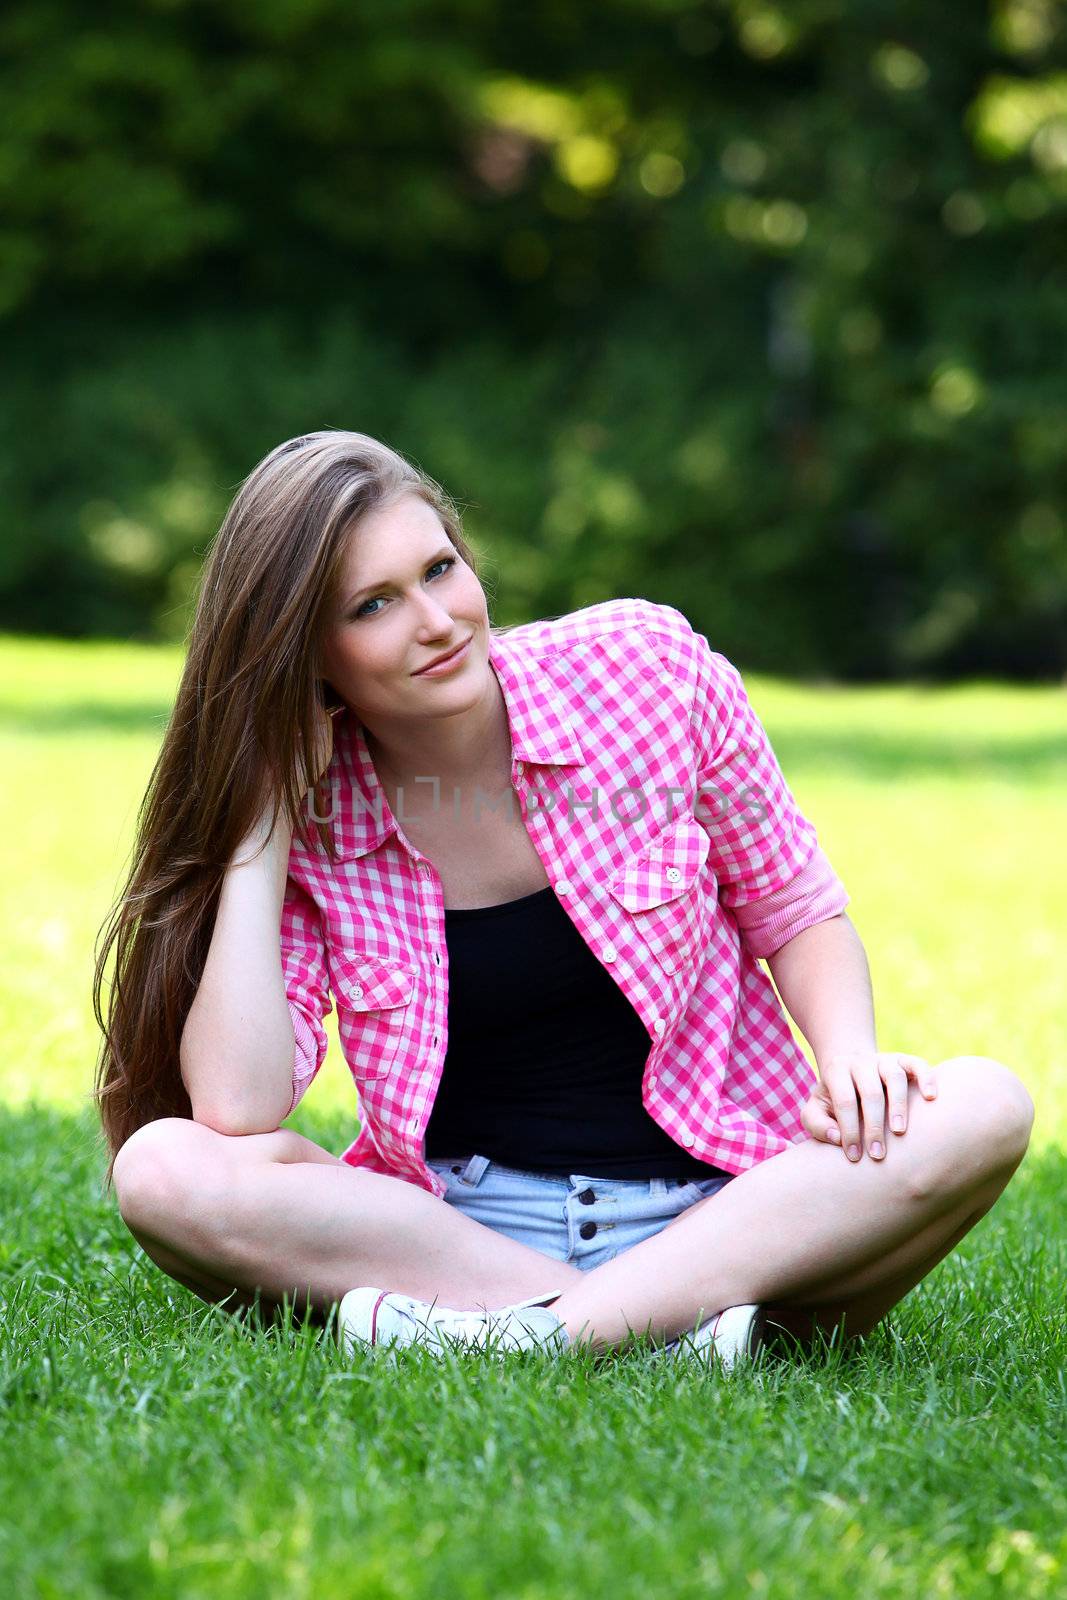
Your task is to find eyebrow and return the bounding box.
[342,546,455,611]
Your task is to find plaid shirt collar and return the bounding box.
[326,628,585,861]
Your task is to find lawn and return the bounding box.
[0,632,1064,1599]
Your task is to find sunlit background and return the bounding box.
[3,1,1066,675]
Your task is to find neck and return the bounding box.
[363,668,513,798]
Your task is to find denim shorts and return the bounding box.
[426,1153,735,1274]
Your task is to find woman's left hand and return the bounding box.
[801,1050,939,1162]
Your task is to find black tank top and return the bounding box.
[423,885,728,1181]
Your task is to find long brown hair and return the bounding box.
[92,430,483,1187]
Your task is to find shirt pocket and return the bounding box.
[606,815,714,969]
[329,951,417,1082]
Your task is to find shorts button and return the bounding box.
[579,1220,597,1240]
[577,1187,596,1204]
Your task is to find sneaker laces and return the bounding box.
[391,1293,566,1352]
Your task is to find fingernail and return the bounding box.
[870,1142,884,1159]
[847,1144,861,1161]
[827,1125,841,1144]
[891,1116,905,1132]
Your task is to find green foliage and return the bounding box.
[2,2,1066,674]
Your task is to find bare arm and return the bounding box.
[179,805,298,1135]
[766,911,940,1164]
[764,912,877,1065]
[180,708,336,1134]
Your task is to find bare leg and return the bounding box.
[758,1166,1016,1353]
[113,1119,583,1324]
[549,1056,1035,1353]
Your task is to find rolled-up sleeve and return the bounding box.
[729,843,850,957]
[279,874,332,1116]
[682,621,850,958]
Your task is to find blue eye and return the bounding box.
[354,556,456,619]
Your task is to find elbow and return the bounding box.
[181,1045,295,1137]
[188,1096,291,1138]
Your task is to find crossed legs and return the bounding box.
[548,1056,1034,1351]
[112,1056,1034,1354]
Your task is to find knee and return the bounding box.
[953,1055,1034,1160]
[112,1116,227,1237]
[910,1056,1035,1200]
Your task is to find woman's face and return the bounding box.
[320,491,493,733]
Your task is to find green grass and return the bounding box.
[0,633,1064,1599]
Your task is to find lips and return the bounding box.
[414,637,471,675]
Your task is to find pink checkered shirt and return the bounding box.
[281,598,849,1197]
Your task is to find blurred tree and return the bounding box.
[0,0,1064,675]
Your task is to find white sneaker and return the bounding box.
[338,1287,570,1360]
[661,1303,766,1371]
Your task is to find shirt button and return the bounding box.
[514,761,525,779]
[349,982,364,999]
[556,880,571,895]
[681,1130,696,1148]
[652,1017,667,1036]
[602,944,618,963]
[666,867,681,882]
[647,1076,658,1093]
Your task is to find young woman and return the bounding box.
[94,430,1035,1364]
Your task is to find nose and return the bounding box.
[412,588,455,635]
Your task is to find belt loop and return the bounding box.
[459,1153,491,1187]
[650,1177,668,1199]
